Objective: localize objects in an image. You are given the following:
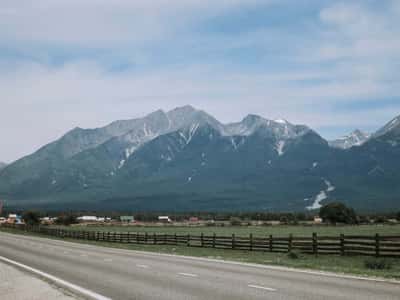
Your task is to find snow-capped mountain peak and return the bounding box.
[329,129,370,149]
[374,115,400,138]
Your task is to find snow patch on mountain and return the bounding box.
[276,141,285,156]
[306,179,336,210]
[118,159,126,169]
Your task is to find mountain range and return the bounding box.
[1,105,399,212]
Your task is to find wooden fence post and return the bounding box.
[201,233,204,247]
[269,235,273,252]
[340,234,345,256]
[375,233,380,257]
[145,232,148,244]
[187,234,190,247]
[250,233,253,251]
[213,233,216,248]
[232,234,235,250]
[175,233,177,245]
[312,232,318,256]
[288,234,293,253]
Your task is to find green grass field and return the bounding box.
[60,224,400,237]
[1,226,400,280]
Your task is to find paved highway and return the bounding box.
[0,232,399,300]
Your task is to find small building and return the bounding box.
[158,216,171,223]
[314,217,323,224]
[189,217,199,223]
[77,216,99,222]
[40,217,56,225]
[7,214,23,224]
[120,216,134,223]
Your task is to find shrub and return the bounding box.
[319,202,357,224]
[22,211,41,226]
[364,258,392,270]
[229,217,242,226]
[55,214,78,226]
[287,251,299,259]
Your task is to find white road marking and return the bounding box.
[63,251,69,254]
[178,272,198,278]
[80,254,88,257]
[0,255,111,300]
[136,264,149,269]
[248,284,276,292]
[104,258,113,262]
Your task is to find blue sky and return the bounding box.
[1,0,399,162]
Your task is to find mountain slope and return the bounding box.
[0,162,6,170]
[0,106,399,212]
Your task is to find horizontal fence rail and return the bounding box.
[2,224,400,257]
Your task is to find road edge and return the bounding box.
[0,255,111,300]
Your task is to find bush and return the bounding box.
[364,258,392,270]
[55,214,78,226]
[287,251,299,259]
[229,217,242,226]
[22,211,41,226]
[319,202,357,224]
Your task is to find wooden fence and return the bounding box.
[3,224,400,257]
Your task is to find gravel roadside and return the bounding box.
[0,261,79,300]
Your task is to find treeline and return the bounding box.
[3,202,400,226]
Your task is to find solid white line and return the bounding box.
[178,272,198,277]
[0,255,111,300]
[248,284,276,292]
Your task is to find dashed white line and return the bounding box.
[178,272,198,278]
[0,255,111,300]
[248,284,276,292]
[136,264,149,269]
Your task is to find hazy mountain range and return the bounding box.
[1,105,399,212]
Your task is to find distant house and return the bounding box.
[158,216,171,223]
[189,217,199,223]
[314,217,323,224]
[7,214,23,224]
[40,217,56,225]
[120,216,134,223]
[77,216,99,222]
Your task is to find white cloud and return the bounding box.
[0,1,399,162]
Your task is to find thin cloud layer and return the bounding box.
[0,0,399,162]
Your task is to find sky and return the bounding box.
[1,0,399,163]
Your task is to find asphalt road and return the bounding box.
[0,232,399,300]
